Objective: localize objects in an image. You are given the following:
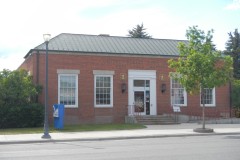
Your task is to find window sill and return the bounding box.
[172,104,187,107]
[200,105,216,107]
[94,105,113,108]
[64,106,78,108]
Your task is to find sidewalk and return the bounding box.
[0,123,240,144]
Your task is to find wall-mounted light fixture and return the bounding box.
[161,83,166,93]
[121,83,126,93]
[121,74,125,80]
[160,74,164,81]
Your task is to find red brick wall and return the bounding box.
[20,51,231,124]
[18,54,34,78]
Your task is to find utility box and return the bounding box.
[53,104,64,129]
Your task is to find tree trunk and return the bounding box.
[229,81,232,118]
[202,103,205,129]
[201,87,205,129]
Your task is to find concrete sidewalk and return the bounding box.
[0,123,240,144]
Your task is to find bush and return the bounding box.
[232,80,240,117]
[0,69,44,129]
[0,103,44,129]
[232,80,240,109]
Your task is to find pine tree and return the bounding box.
[128,23,151,38]
[225,29,240,79]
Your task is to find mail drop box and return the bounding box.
[53,104,64,129]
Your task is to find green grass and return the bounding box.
[0,124,146,135]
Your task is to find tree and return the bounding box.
[232,80,240,110]
[0,69,43,128]
[168,26,232,131]
[225,29,240,79]
[0,69,41,106]
[128,23,152,38]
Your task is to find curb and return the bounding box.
[1,131,240,145]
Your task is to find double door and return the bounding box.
[128,70,157,116]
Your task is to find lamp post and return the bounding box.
[42,34,51,139]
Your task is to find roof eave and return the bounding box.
[24,49,180,58]
[24,49,34,59]
[24,49,46,59]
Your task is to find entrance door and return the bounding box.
[134,91,145,114]
[134,89,151,115]
[128,70,156,115]
[133,80,150,115]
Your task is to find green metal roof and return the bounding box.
[26,33,188,58]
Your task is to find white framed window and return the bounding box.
[200,88,215,107]
[57,70,79,108]
[170,77,187,106]
[93,70,114,108]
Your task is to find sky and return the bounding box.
[0,0,239,71]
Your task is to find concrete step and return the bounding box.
[135,115,177,125]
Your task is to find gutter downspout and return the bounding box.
[36,51,40,103]
[229,81,232,118]
[36,51,39,85]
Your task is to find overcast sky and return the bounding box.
[0,0,239,71]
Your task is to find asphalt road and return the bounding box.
[0,135,240,160]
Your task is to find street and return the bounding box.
[0,135,240,160]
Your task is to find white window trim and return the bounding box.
[58,73,78,108]
[94,72,114,108]
[57,69,80,74]
[200,88,216,107]
[170,77,187,107]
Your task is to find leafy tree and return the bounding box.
[168,26,232,130]
[0,69,41,106]
[0,69,43,128]
[225,29,240,79]
[128,23,152,38]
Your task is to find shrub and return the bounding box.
[0,103,44,129]
[0,69,43,128]
[232,80,240,109]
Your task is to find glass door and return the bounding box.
[145,90,150,115]
[134,91,145,114]
[133,80,151,115]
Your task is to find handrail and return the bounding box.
[127,105,143,116]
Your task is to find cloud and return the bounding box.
[0,0,105,70]
[225,0,240,10]
[0,54,24,71]
[0,0,238,71]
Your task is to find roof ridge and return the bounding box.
[58,33,188,42]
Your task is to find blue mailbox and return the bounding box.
[53,104,64,129]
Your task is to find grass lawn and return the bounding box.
[0,124,146,135]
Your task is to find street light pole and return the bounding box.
[42,34,51,139]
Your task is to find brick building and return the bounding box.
[19,33,231,124]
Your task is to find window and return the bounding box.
[171,78,187,106]
[58,74,78,108]
[201,88,215,107]
[134,80,150,87]
[93,70,114,107]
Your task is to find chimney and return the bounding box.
[98,34,110,37]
